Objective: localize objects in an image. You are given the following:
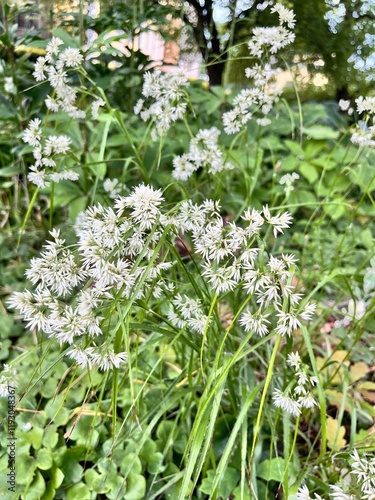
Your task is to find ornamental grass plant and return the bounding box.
[0,2,375,499]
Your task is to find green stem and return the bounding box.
[90,110,113,204]
[200,293,218,380]
[301,325,327,458]
[282,414,300,498]
[250,334,281,467]
[114,110,150,183]
[49,181,54,230]
[17,187,39,249]
[79,0,85,48]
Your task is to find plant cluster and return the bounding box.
[0,2,374,499]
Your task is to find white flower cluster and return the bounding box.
[33,36,85,119]
[338,99,353,115]
[177,199,316,338]
[340,96,375,148]
[272,352,318,417]
[244,62,282,89]
[280,172,299,197]
[249,5,295,57]
[356,96,375,115]
[334,297,366,328]
[8,183,316,370]
[8,185,173,371]
[351,122,375,148]
[3,76,16,94]
[25,38,106,187]
[167,294,210,335]
[91,97,105,119]
[23,118,78,188]
[134,71,189,139]
[0,365,18,398]
[297,449,375,499]
[350,449,375,498]
[103,177,122,198]
[297,484,323,499]
[223,3,295,134]
[172,127,233,181]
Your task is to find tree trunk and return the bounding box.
[336,86,350,103]
[185,0,227,87]
[206,58,225,86]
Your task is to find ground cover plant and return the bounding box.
[0,1,375,499]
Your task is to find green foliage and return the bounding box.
[0,4,375,500]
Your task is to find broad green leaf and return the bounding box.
[315,183,330,196]
[51,467,64,489]
[36,448,53,471]
[51,29,79,48]
[354,428,375,448]
[302,126,339,140]
[299,162,319,183]
[105,477,127,499]
[69,416,99,448]
[323,199,347,220]
[93,474,112,494]
[0,461,17,499]
[232,483,252,499]
[0,339,11,360]
[27,39,48,49]
[288,189,316,208]
[173,427,189,454]
[139,438,156,457]
[53,181,83,208]
[312,156,337,170]
[41,377,58,399]
[139,439,164,474]
[199,467,239,498]
[41,480,57,500]
[18,427,44,450]
[21,470,46,500]
[359,228,373,250]
[0,165,22,177]
[324,171,352,192]
[15,454,35,485]
[364,269,375,294]
[97,457,118,476]
[284,140,304,157]
[146,451,164,474]
[61,458,83,484]
[156,420,174,450]
[303,141,325,159]
[44,396,70,426]
[120,454,142,475]
[84,469,111,494]
[125,472,146,500]
[69,196,88,222]
[350,162,375,191]
[257,457,286,482]
[66,482,91,500]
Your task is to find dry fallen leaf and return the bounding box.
[326,416,347,451]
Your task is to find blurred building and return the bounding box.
[12,0,203,79]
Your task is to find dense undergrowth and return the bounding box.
[0,2,375,500]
